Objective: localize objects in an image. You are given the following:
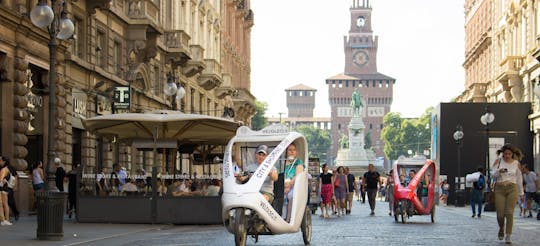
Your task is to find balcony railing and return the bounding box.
[497,56,522,81]
[198,59,222,90]
[127,0,160,26]
[182,45,205,77]
[163,30,191,67]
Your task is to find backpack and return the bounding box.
[475,175,485,190]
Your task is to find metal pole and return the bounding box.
[455,140,461,206]
[486,123,490,184]
[46,0,58,192]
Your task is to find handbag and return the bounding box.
[334,176,341,188]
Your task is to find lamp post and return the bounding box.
[164,72,186,110]
[30,0,74,240]
[480,106,495,211]
[453,125,464,207]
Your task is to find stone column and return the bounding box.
[12,56,29,170]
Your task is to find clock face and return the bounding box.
[356,16,365,27]
[353,50,369,67]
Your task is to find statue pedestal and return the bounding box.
[335,111,378,176]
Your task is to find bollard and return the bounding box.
[36,191,67,240]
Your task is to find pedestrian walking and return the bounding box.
[4,157,20,221]
[491,143,524,244]
[354,177,361,201]
[386,169,394,216]
[363,163,381,216]
[470,167,485,218]
[67,163,79,218]
[345,167,355,214]
[0,156,12,225]
[54,157,66,192]
[359,177,366,203]
[333,166,348,217]
[440,180,450,206]
[318,163,333,218]
[522,165,537,218]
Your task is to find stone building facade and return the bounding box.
[0,0,256,174]
[326,1,395,162]
[461,0,493,103]
[457,0,540,171]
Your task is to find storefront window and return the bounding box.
[81,146,225,198]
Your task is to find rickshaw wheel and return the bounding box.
[301,206,312,245]
[430,206,436,223]
[234,208,247,246]
[399,202,407,224]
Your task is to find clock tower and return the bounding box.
[344,0,377,75]
[326,0,395,166]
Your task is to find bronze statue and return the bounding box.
[350,88,363,116]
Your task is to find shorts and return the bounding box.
[346,192,354,201]
[33,183,45,191]
[525,192,536,201]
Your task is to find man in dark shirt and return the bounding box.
[345,167,355,215]
[363,164,381,215]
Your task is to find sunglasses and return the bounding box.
[257,152,267,156]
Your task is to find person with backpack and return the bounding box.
[471,166,485,218]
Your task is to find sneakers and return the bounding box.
[370,211,375,216]
[1,220,12,226]
[472,214,475,218]
[477,214,481,218]
[505,234,512,244]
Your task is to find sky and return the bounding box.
[250,0,465,118]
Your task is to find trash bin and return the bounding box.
[36,191,67,240]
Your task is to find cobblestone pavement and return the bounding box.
[75,199,540,246]
[1,199,539,245]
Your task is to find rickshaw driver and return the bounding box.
[237,145,278,202]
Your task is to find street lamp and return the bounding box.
[480,108,495,182]
[164,72,186,110]
[453,125,464,207]
[30,0,74,240]
[480,106,495,211]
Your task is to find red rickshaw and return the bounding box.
[392,156,436,223]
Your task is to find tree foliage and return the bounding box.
[364,131,372,150]
[296,125,331,163]
[251,101,268,130]
[381,108,432,160]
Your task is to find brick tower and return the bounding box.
[286,84,316,118]
[326,0,395,163]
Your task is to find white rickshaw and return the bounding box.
[221,125,311,246]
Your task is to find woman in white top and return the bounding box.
[32,161,45,191]
[491,144,524,244]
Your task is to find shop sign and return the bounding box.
[73,88,87,118]
[96,94,112,115]
[113,86,130,111]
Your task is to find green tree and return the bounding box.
[381,108,432,160]
[251,101,268,130]
[296,125,331,163]
[364,131,372,150]
[381,112,404,160]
